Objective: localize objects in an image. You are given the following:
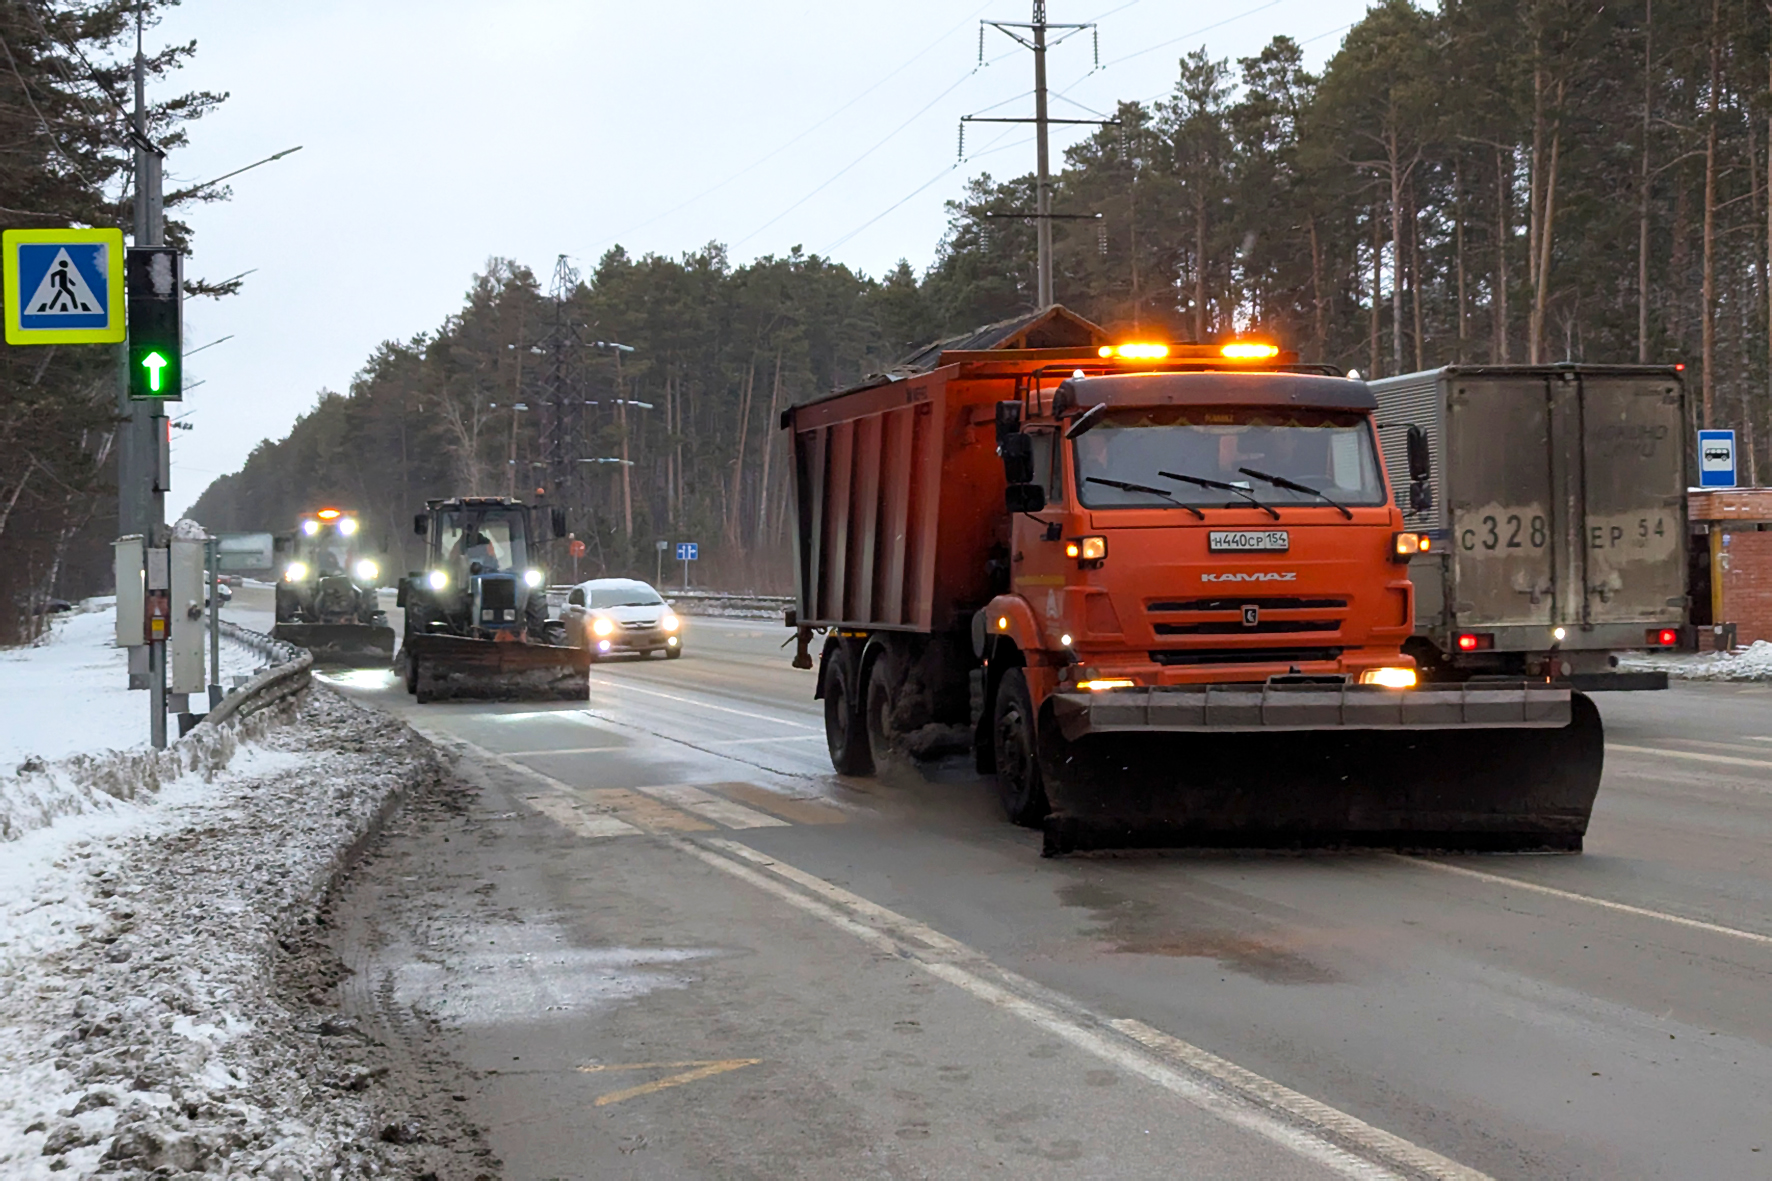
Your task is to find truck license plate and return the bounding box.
[1209,530,1289,552]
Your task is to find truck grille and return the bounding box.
[479,578,517,611]
[1148,597,1348,612]
[1150,647,1343,666]
[1155,620,1340,636]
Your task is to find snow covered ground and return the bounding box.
[0,604,266,772]
[1619,639,1772,681]
[0,687,456,1179]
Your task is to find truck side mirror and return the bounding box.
[1409,480,1434,513]
[1006,484,1047,514]
[995,400,1022,444]
[552,507,567,538]
[1405,424,1431,483]
[999,431,1035,485]
[413,512,428,537]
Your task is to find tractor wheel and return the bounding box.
[992,668,1049,827]
[823,643,874,776]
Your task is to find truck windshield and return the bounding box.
[1073,408,1385,510]
[438,511,529,573]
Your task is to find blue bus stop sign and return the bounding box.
[676,542,699,561]
[1698,430,1737,488]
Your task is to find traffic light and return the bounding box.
[126,246,181,400]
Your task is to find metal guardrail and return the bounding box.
[199,621,313,729]
[544,585,793,621]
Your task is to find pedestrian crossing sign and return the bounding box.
[3,227,126,345]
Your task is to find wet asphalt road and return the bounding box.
[245,581,1772,1179]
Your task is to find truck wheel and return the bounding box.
[823,644,875,776]
[992,668,1049,827]
[865,654,896,761]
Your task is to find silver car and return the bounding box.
[563,578,683,660]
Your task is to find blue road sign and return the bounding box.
[3,227,125,345]
[676,542,699,561]
[1698,429,1737,489]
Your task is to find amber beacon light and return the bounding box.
[1220,341,1280,360]
[1098,343,1170,360]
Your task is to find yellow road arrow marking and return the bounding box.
[577,1059,761,1107]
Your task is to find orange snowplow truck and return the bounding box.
[783,308,1603,855]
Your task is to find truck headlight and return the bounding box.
[1064,536,1108,562]
[1392,531,1430,560]
[427,570,448,591]
[592,616,615,637]
[354,559,378,582]
[283,561,308,582]
[661,611,680,633]
[1359,667,1417,688]
[524,568,544,588]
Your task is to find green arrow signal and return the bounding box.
[141,350,169,393]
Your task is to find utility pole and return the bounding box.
[965,3,1111,309]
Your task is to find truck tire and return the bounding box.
[992,668,1049,827]
[864,652,896,761]
[823,644,875,776]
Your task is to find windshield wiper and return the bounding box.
[1238,467,1353,519]
[1156,470,1281,521]
[1085,476,1205,519]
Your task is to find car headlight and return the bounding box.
[283,561,308,582]
[592,616,615,637]
[426,569,448,591]
[354,559,378,582]
[661,611,680,633]
[523,568,544,588]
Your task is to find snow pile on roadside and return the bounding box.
[0,686,459,1180]
[1618,639,1772,681]
[0,605,268,773]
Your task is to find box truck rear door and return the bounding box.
[1578,373,1686,626]
[1447,376,1556,627]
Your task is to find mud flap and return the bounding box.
[1038,693,1604,856]
[272,623,397,667]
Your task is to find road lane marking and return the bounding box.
[578,1059,761,1107]
[630,783,789,829]
[1609,743,1772,772]
[716,782,848,825]
[1398,858,1772,948]
[705,734,826,745]
[585,788,716,832]
[501,745,629,757]
[584,679,819,729]
[682,836,1471,1181]
[525,793,639,839]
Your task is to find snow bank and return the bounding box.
[1618,639,1772,681]
[0,686,451,1179]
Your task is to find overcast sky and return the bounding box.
[159,0,1373,518]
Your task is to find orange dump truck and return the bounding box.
[783,308,1603,854]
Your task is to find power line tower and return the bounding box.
[537,255,584,522]
[963,2,1115,308]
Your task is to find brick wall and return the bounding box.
[1718,528,1772,645]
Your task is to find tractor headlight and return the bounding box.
[592,616,615,637]
[354,559,378,583]
[661,611,680,633]
[426,569,448,591]
[283,561,308,582]
[300,519,319,536]
[1359,666,1417,689]
[523,568,544,588]
[337,517,359,536]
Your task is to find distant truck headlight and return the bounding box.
[1359,667,1417,689]
[592,616,615,637]
[661,611,680,633]
[523,568,544,588]
[354,559,378,582]
[283,561,308,582]
[427,570,448,591]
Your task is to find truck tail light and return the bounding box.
[1647,627,1679,647]
[1392,531,1430,560]
[1456,632,1494,652]
[1064,536,1107,563]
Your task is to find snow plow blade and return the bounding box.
[272,623,397,667]
[1038,682,1603,856]
[404,633,589,703]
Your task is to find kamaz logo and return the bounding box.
[1201,571,1297,583]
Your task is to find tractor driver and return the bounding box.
[458,527,502,571]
